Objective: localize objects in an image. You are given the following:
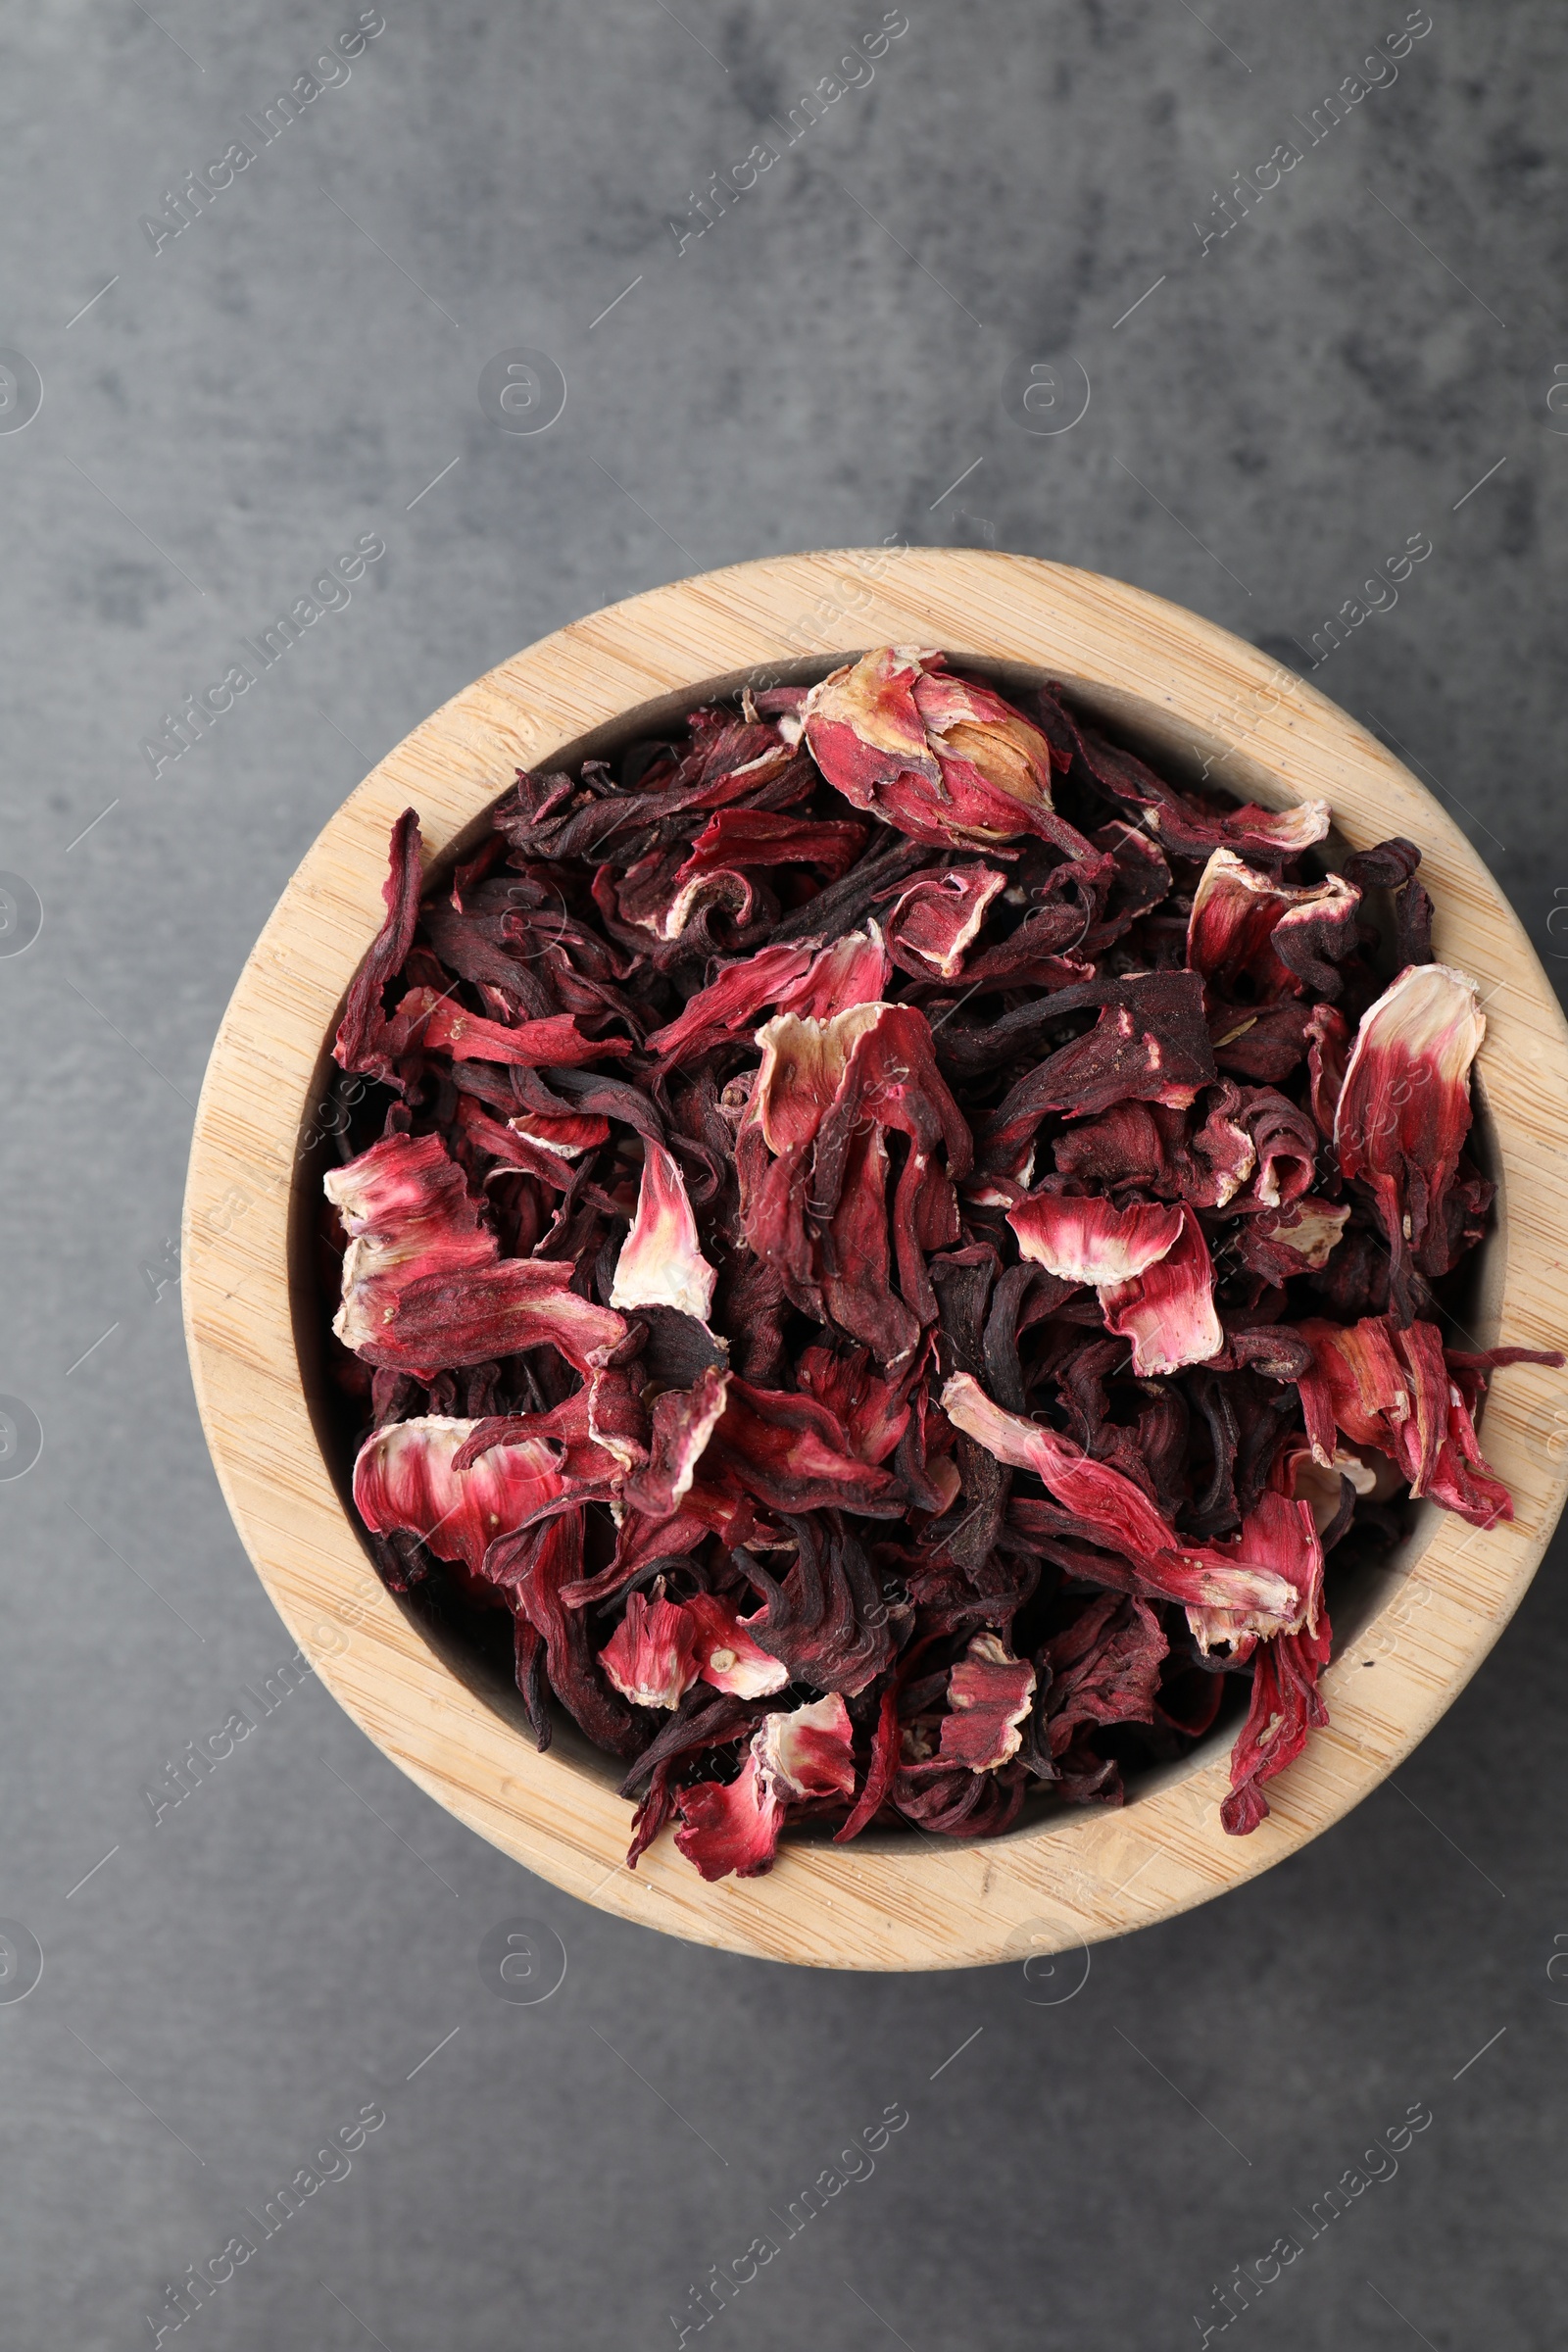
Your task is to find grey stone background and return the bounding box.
[2,1,1565,2345]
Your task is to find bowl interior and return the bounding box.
[285,652,1507,1845]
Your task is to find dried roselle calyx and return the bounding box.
[599,1582,700,1710]
[1334,962,1486,1322]
[1187,849,1361,1002]
[672,1693,856,1880]
[608,1142,717,1323]
[325,658,1560,1875]
[936,1633,1037,1771]
[802,648,1105,863]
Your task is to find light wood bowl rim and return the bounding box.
[182,549,1568,1971]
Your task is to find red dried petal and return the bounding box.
[942,1373,1300,1629]
[675,806,868,883]
[803,649,1070,850]
[1184,1492,1324,1657]
[756,1691,856,1799]
[1040,1593,1166,1752]
[1335,963,1485,1313]
[982,972,1217,1169]
[1299,1312,1530,1528]
[705,1379,905,1517]
[622,1366,730,1520]
[671,1693,855,1877]
[352,1255,626,1379]
[684,1590,789,1697]
[352,1414,564,1578]
[1100,1205,1224,1376]
[1221,1612,1333,1835]
[938,1633,1037,1772]
[673,1754,783,1879]
[334,808,423,1089]
[388,988,629,1068]
[645,941,817,1061]
[599,1584,701,1710]
[1187,848,1359,1000]
[881,865,1007,977]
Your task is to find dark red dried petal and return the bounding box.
[335,808,424,1089]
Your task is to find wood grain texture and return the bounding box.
[182,550,1568,1971]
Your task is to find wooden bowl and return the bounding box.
[182,550,1568,1971]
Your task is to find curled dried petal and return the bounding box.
[938,1633,1037,1772]
[599,1584,701,1709]
[353,1414,564,1578]
[610,1142,717,1323]
[1335,963,1485,1317]
[1100,1205,1224,1377]
[1008,1191,1183,1286]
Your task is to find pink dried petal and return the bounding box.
[673,1754,784,1880]
[599,1583,700,1710]
[1335,962,1485,1308]
[1099,1205,1223,1375]
[609,1142,717,1323]
[622,1366,730,1520]
[684,1590,789,1696]
[352,1413,564,1577]
[937,1633,1037,1772]
[755,1691,856,1799]
[1007,1191,1183,1286]
[328,1132,621,1375]
[326,1130,494,1305]
[882,865,1007,977]
[941,1373,1299,1628]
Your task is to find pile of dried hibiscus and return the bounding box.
[319,647,1554,1880]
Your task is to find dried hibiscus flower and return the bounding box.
[321,655,1558,1875]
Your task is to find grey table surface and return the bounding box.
[2,3,1565,2346]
